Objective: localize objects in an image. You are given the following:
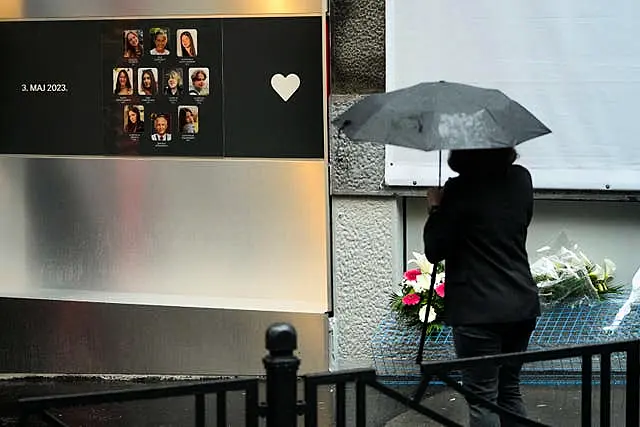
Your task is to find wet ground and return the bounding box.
[0,377,631,426]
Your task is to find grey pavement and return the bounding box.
[0,377,632,426]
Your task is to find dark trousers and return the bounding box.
[452,319,537,427]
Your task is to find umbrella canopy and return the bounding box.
[333,81,551,152]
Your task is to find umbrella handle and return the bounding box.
[417,151,443,364]
[438,150,443,189]
[416,267,438,364]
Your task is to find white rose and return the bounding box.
[419,304,437,323]
[413,274,430,293]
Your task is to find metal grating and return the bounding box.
[372,299,640,384]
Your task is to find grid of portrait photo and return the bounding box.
[112,27,210,148]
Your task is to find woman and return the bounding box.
[114,69,133,96]
[124,31,143,59]
[139,69,157,96]
[423,147,540,427]
[179,31,196,57]
[179,107,197,134]
[150,29,170,55]
[124,106,144,134]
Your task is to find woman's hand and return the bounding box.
[427,187,443,210]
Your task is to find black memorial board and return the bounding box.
[0,16,324,159]
[223,18,325,158]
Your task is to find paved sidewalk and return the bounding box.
[384,384,628,426]
[0,377,630,426]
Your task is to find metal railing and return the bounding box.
[415,339,640,427]
[17,323,640,426]
[18,378,260,427]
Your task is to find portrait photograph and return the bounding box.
[138,68,159,96]
[164,68,184,97]
[188,68,209,96]
[149,28,170,56]
[176,29,197,57]
[178,106,199,135]
[113,68,134,96]
[150,113,172,142]
[123,30,143,59]
[123,105,145,134]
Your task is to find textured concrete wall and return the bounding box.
[330,0,385,94]
[330,95,403,370]
[331,197,402,369]
[330,95,386,195]
[329,1,395,369]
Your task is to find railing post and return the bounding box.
[263,323,300,427]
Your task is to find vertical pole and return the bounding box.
[416,271,437,364]
[581,354,592,427]
[195,393,205,427]
[336,382,346,427]
[263,323,300,427]
[626,341,640,427]
[600,352,611,427]
[355,379,367,427]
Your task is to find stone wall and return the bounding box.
[329,0,400,369]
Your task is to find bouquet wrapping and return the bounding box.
[531,232,623,308]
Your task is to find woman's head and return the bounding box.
[115,69,132,94]
[154,30,168,52]
[124,31,142,57]
[181,32,192,48]
[140,69,157,94]
[126,31,139,48]
[448,147,518,176]
[118,70,129,86]
[127,106,140,123]
[179,108,195,126]
[141,70,154,87]
[180,31,195,56]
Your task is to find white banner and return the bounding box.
[385,0,640,190]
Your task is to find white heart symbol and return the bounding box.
[270,73,301,102]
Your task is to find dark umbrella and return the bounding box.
[333,81,551,368]
[333,80,551,153]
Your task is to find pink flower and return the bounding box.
[402,293,421,306]
[435,282,445,298]
[403,268,421,281]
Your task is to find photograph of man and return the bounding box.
[113,68,134,96]
[164,68,184,97]
[124,30,143,59]
[177,29,197,57]
[178,106,198,134]
[151,114,171,142]
[124,105,145,133]
[188,68,209,96]
[138,68,158,96]
[150,28,170,55]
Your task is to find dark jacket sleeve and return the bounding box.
[522,168,534,226]
[423,179,465,264]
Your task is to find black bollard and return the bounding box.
[263,322,300,427]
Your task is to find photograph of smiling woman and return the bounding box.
[177,29,197,57]
[138,68,158,96]
[123,30,143,59]
[150,28,170,56]
[113,68,133,96]
[124,105,144,134]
